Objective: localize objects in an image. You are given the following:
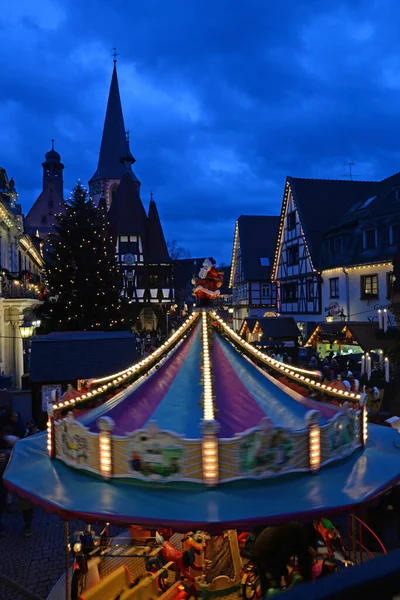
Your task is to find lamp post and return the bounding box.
[19,320,35,375]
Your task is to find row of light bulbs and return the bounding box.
[51,312,200,411]
[211,312,361,402]
[202,311,215,421]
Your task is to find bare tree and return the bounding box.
[167,239,191,261]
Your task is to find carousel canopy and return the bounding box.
[80,319,338,438]
[5,310,400,529]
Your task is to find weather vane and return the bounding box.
[112,47,119,63]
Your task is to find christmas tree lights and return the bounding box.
[43,181,129,331]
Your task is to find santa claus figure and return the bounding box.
[192,257,223,306]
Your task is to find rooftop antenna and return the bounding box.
[112,47,119,64]
[344,161,356,180]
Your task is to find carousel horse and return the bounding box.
[146,532,197,584]
[314,518,346,558]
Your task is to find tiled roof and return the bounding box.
[288,172,400,271]
[30,331,137,382]
[237,215,280,281]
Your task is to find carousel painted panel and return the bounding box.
[218,439,241,480]
[320,409,361,466]
[55,416,99,474]
[228,418,309,481]
[121,422,200,482]
[182,440,203,480]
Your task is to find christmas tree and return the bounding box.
[43,181,127,331]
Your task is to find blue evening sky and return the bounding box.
[1,0,399,262]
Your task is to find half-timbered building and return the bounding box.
[273,174,400,330]
[89,60,173,331]
[230,215,279,331]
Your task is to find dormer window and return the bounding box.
[333,237,342,252]
[363,229,376,250]
[391,225,400,245]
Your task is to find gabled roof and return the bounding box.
[147,199,171,263]
[108,171,148,239]
[230,215,280,286]
[30,331,137,382]
[275,173,400,274]
[288,177,378,271]
[90,63,128,183]
[239,317,258,336]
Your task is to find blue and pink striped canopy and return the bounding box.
[81,321,340,438]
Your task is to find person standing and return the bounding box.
[18,496,34,538]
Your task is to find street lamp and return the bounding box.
[19,321,35,340]
[19,320,35,376]
[32,319,41,329]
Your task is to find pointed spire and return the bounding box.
[90,61,127,182]
[147,194,171,263]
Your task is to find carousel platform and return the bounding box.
[5,425,400,533]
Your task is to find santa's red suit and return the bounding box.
[193,258,223,301]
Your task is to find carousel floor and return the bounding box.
[4,425,400,533]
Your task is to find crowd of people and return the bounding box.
[0,409,38,538]
[134,314,184,358]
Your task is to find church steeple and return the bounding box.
[25,141,66,239]
[89,58,133,209]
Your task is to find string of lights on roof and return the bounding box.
[51,312,200,411]
[211,312,361,402]
[323,262,392,274]
[228,221,239,288]
[271,182,317,282]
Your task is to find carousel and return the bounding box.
[4,265,400,599]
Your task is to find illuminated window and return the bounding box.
[361,274,378,298]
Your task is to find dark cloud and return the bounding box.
[1,0,400,261]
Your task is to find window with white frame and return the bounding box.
[361,274,378,298]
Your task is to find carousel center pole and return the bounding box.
[64,520,70,600]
